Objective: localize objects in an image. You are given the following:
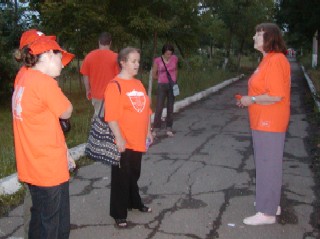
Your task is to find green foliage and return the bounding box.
[0,186,25,217]
[201,0,275,57]
[276,0,320,47]
[0,1,26,97]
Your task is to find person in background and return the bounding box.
[80,32,119,115]
[152,43,178,137]
[236,23,291,226]
[12,37,74,239]
[104,47,153,228]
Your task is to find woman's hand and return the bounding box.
[108,121,126,152]
[67,150,76,170]
[115,135,126,152]
[147,131,154,145]
[240,96,255,107]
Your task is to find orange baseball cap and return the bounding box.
[29,37,75,66]
[19,29,56,49]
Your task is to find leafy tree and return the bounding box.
[276,0,320,48]
[201,0,275,68]
[0,1,27,96]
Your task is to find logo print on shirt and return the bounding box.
[260,121,270,128]
[36,31,44,36]
[126,90,146,113]
[12,86,25,121]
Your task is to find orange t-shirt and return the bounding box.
[14,66,27,88]
[104,77,152,152]
[80,49,120,99]
[248,53,291,132]
[12,68,71,186]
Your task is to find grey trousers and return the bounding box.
[92,98,103,116]
[252,130,286,216]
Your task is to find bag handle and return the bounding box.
[98,81,121,118]
[161,56,175,85]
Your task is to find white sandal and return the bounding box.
[166,131,174,137]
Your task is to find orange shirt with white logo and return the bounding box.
[248,53,291,132]
[104,77,152,152]
[12,68,71,186]
[80,49,119,99]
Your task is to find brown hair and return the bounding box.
[162,43,174,54]
[20,47,39,67]
[99,32,112,45]
[255,23,287,54]
[14,49,23,62]
[117,47,141,68]
[20,48,61,67]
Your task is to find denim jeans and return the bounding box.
[153,83,175,129]
[28,181,70,239]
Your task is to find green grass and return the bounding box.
[298,53,320,93]
[0,186,25,217]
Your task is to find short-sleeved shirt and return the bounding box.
[80,49,119,99]
[248,53,291,132]
[154,55,178,83]
[14,66,27,88]
[104,77,152,152]
[12,68,71,187]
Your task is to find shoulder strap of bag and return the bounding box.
[161,56,175,85]
[98,81,121,118]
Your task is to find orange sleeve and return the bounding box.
[104,81,122,122]
[265,56,287,97]
[39,78,71,118]
[80,55,89,75]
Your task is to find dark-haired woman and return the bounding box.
[236,23,291,226]
[152,43,178,137]
[12,37,74,239]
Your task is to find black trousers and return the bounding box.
[109,149,144,219]
[153,83,175,129]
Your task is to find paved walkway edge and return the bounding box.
[301,65,320,110]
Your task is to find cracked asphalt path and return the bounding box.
[1,60,318,239]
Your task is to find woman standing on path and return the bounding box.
[152,43,178,137]
[104,47,153,228]
[12,37,74,239]
[236,23,291,226]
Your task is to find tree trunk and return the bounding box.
[237,39,245,70]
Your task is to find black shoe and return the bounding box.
[139,205,152,213]
[115,219,128,228]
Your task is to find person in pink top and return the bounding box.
[152,43,178,137]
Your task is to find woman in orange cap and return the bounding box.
[14,29,75,238]
[14,29,56,86]
[12,37,74,239]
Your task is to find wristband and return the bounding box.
[251,96,256,103]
